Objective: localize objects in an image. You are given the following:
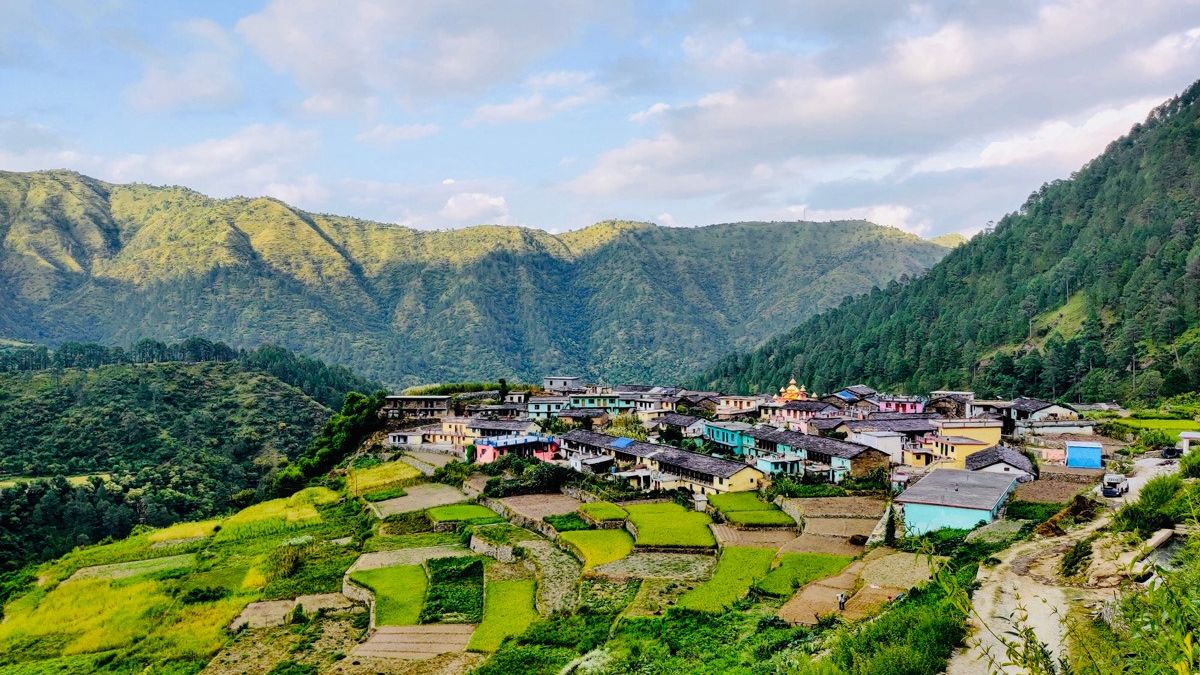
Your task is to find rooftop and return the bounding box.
[965,445,1034,474]
[467,418,535,432]
[895,469,1017,511]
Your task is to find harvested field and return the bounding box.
[843,585,901,620]
[521,540,580,614]
[371,484,468,518]
[1016,478,1089,503]
[351,624,476,660]
[802,517,877,538]
[407,450,458,468]
[782,496,886,519]
[347,546,470,575]
[499,493,583,520]
[624,578,694,617]
[229,593,354,631]
[779,533,864,556]
[711,524,799,549]
[349,461,422,496]
[68,553,195,581]
[778,561,863,625]
[591,552,716,580]
[858,550,936,590]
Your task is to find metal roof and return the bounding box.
[895,469,1017,511]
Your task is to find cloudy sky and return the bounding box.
[3,1,1200,235]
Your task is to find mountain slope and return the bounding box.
[700,82,1200,402]
[0,173,950,385]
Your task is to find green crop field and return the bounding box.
[468,578,538,652]
[676,547,775,611]
[215,487,341,541]
[754,553,853,597]
[579,501,628,522]
[723,510,796,526]
[348,460,423,496]
[558,530,634,569]
[625,503,716,548]
[350,565,428,625]
[1119,417,1200,440]
[426,504,503,524]
[708,492,775,512]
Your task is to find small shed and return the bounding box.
[1065,441,1103,469]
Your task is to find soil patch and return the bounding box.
[346,547,470,575]
[783,497,886,519]
[499,493,584,520]
[1016,478,1089,504]
[351,624,476,660]
[802,517,877,538]
[711,524,799,549]
[371,484,468,518]
[779,533,864,556]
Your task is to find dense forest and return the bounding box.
[700,80,1200,404]
[0,341,378,598]
[0,171,951,385]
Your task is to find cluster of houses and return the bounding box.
[384,376,1099,534]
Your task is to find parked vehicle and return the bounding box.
[1101,473,1129,498]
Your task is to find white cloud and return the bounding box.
[127,19,241,112]
[438,192,511,224]
[655,212,677,227]
[468,71,605,124]
[785,204,931,237]
[629,102,670,123]
[1129,26,1200,76]
[237,1,608,111]
[355,123,441,145]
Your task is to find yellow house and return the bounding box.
[922,435,993,468]
[935,419,1002,446]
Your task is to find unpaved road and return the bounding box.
[949,457,1175,674]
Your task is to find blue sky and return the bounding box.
[3,1,1200,235]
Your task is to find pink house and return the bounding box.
[474,435,561,464]
[874,395,925,414]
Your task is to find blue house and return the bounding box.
[895,469,1018,534]
[1065,441,1103,469]
[703,421,755,455]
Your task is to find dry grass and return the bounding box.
[147,519,221,543]
[349,460,423,496]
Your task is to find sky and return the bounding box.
[2,1,1200,236]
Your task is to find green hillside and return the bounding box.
[700,80,1200,403]
[0,172,950,385]
[0,359,334,586]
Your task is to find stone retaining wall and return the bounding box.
[774,497,807,533]
[630,545,719,555]
[479,496,560,540]
[469,533,520,563]
[342,577,376,629]
[561,485,603,503]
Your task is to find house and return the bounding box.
[651,412,706,438]
[543,375,584,394]
[967,399,1011,419]
[674,390,720,412]
[527,396,569,420]
[839,417,940,445]
[703,420,755,455]
[464,403,526,419]
[926,393,972,418]
[965,445,1035,482]
[474,435,560,464]
[504,391,530,405]
[381,395,452,420]
[1065,441,1103,469]
[918,435,991,468]
[556,408,611,428]
[466,418,539,441]
[558,429,764,494]
[1008,398,1092,437]
[874,394,925,414]
[632,395,676,423]
[714,395,765,420]
[848,430,906,464]
[895,469,1019,534]
[743,428,890,482]
[766,400,838,429]
[568,393,636,417]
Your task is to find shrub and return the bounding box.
[484,463,575,498]
[764,474,847,499]
[1115,474,1184,536]
[544,512,592,532]
[181,586,228,604]
[1060,534,1099,577]
[433,460,474,487]
[1005,500,1066,523]
[267,660,318,675]
[420,556,484,623]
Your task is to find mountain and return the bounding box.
[699,82,1200,403]
[0,171,950,386]
[928,233,968,249]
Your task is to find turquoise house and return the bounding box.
[703,421,755,455]
[895,469,1017,534]
[568,393,635,417]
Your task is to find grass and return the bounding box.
[723,510,796,527]
[421,557,485,623]
[578,501,628,522]
[146,519,221,543]
[676,547,775,612]
[1006,500,1066,523]
[215,487,341,542]
[1116,417,1200,441]
[754,553,853,597]
[544,512,592,532]
[348,460,422,496]
[708,492,775,512]
[558,530,634,570]
[624,503,716,548]
[68,553,196,581]
[427,504,503,524]
[365,532,461,551]
[468,579,538,652]
[350,565,427,625]
[362,486,407,502]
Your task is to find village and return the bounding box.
[381,376,1151,535]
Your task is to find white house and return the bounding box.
[848,430,906,464]
[964,445,1035,482]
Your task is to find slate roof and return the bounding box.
[467,418,536,432]
[844,384,878,396]
[895,469,1018,510]
[866,411,942,420]
[810,418,848,431]
[559,429,755,478]
[1010,397,1068,413]
[843,418,939,434]
[965,445,1035,474]
[561,429,616,447]
[656,412,702,428]
[781,401,835,412]
[558,408,609,418]
[775,432,880,459]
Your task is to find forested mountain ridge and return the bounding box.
[700,81,1200,403]
[0,171,950,385]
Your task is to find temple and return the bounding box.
[774,377,810,402]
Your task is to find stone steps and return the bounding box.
[351,624,476,660]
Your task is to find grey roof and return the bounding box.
[965,445,1035,474]
[810,418,848,430]
[773,431,881,459]
[844,418,939,434]
[782,401,835,412]
[895,469,1017,510]
[844,384,878,396]
[559,429,755,478]
[656,412,702,428]
[614,384,656,393]
[866,411,942,420]
[529,396,568,403]
[557,407,609,418]
[561,429,616,446]
[1010,397,1070,413]
[467,418,535,432]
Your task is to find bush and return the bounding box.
[1115,474,1185,536]
[433,460,474,487]
[267,661,318,675]
[181,586,229,604]
[1005,500,1066,523]
[484,463,575,498]
[420,556,484,623]
[764,474,847,499]
[1060,535,1099,577]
